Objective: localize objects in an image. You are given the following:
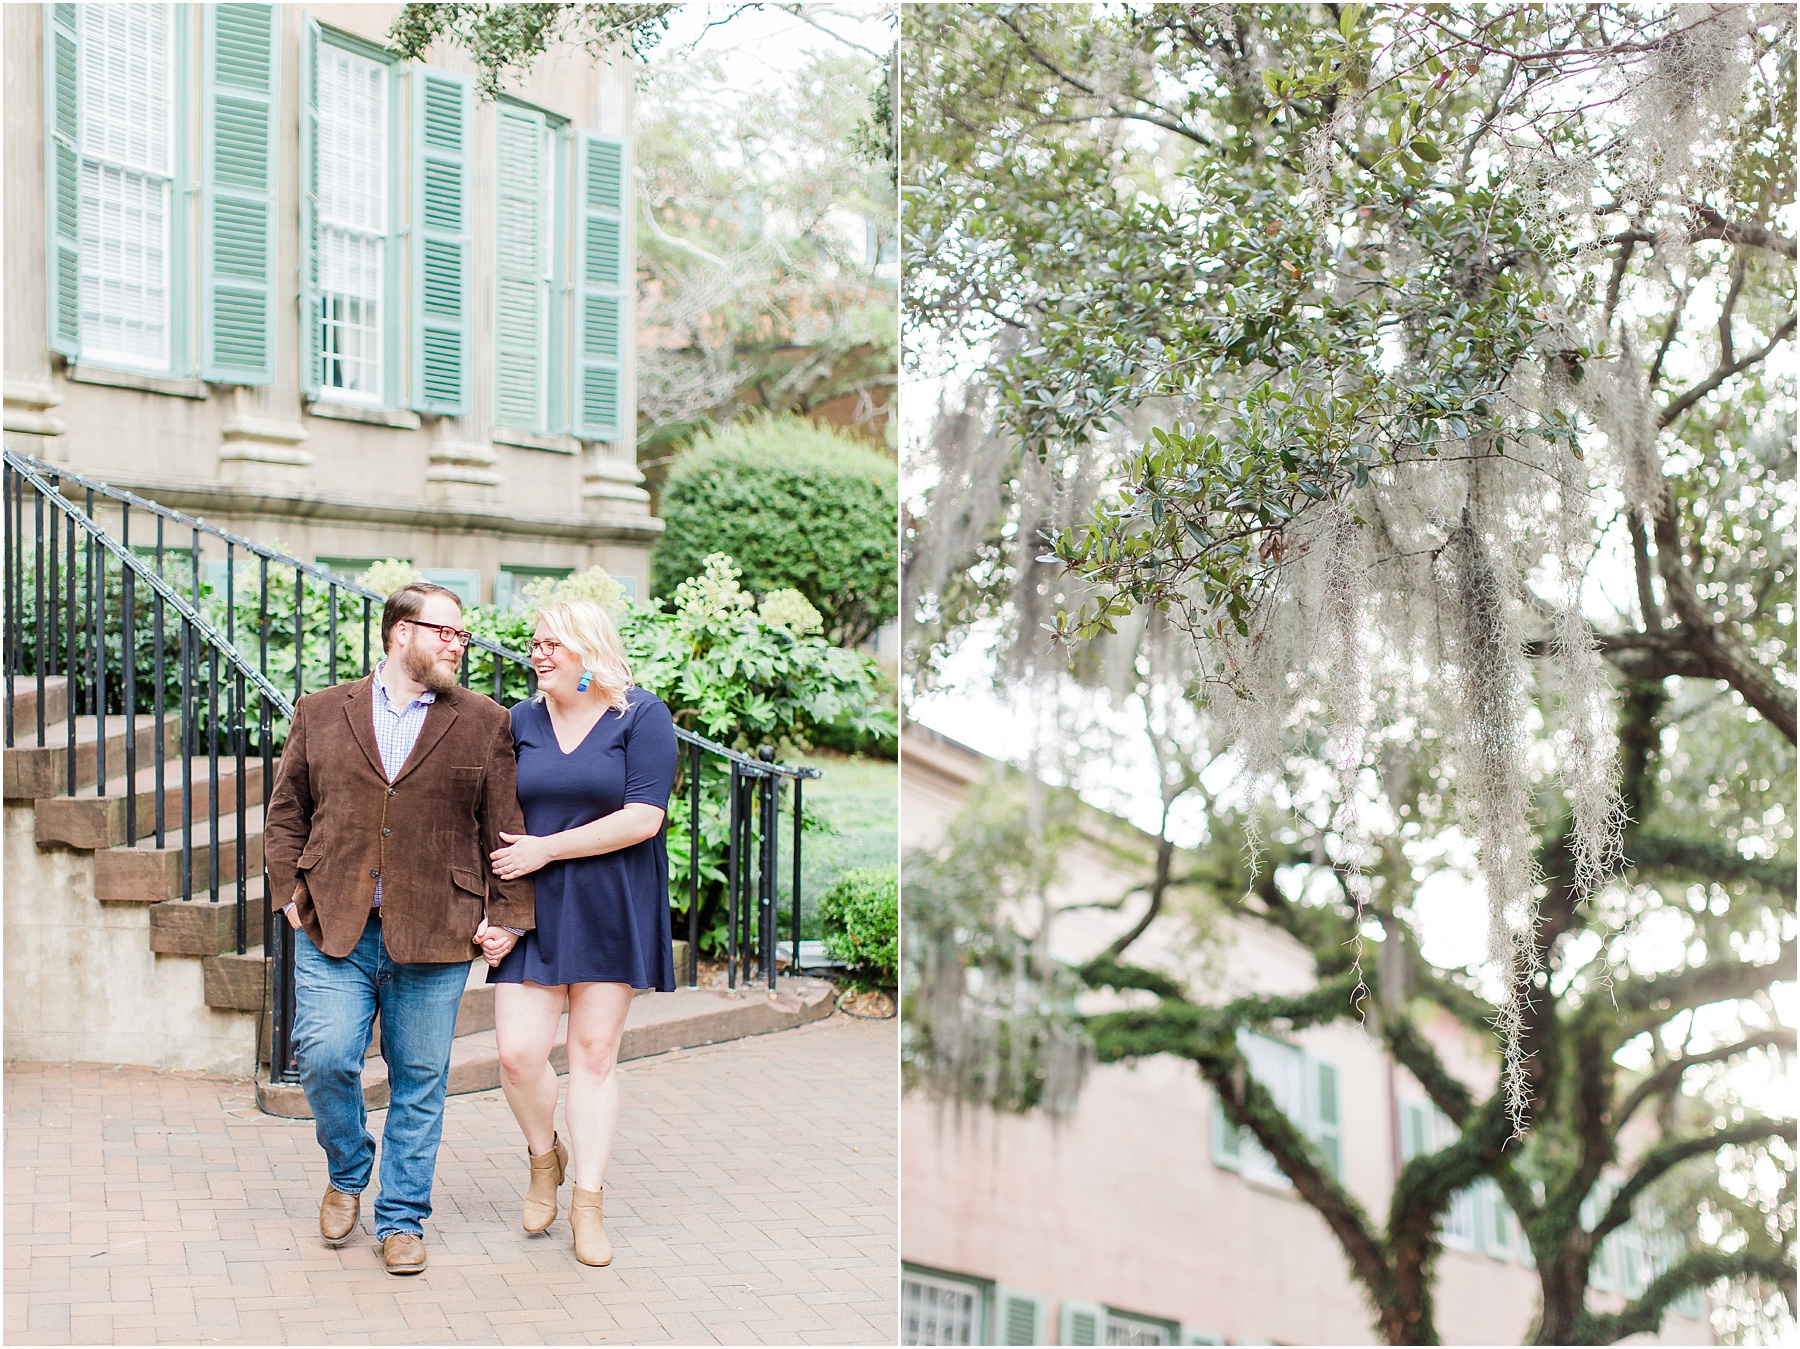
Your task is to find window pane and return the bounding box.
[77,4,172,370]
[903,1275,978,1346]
[316,43,386,400]
[1106,1317,1171,1346]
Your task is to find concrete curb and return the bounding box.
[254,977,837,1118]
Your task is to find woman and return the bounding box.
[483,598,678,1266]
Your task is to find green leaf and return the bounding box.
[1262,69,1282,97]
[1410,137,1441,163]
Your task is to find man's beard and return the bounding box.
[401,635,457,694]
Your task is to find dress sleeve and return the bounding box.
[622,693,678,810]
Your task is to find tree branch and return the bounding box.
[1593,1117,1794,1246]
[1620,937,1797,1034]
[1692,206,1799,259]
[1574,1248,1797,1345]
[1659,315,1797,428]
[1613,1028,1797,1133]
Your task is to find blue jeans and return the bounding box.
[292,916,469,1239]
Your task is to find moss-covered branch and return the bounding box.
[1613,1028,1798,1133]
[1592,1117,1794,1246]
[1571,1249,1797,1345]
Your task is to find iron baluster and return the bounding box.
[726,761,740,990]
[327,582,337,685]
[64,497,76,795]
[292,566,303,703]
[361,596,371,674]
[122,504,136,844]
[47,477,59,729]
[35,484,46,746]
[688,741,701,987]
[180,620,194,903]
[225,541,235,647]
[235,668,247,955]
[153,589,166,845]
[93,516,105,794]
[758,748,778,989]
[208,644,220,903]
[791,776,803,976]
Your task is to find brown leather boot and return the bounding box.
[319,1185,359,1243]
[569,1185,612,1266]
[523,1133,568,1233]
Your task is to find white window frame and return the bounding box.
[1105,1308,1179,1345]
[314,36,391,407]
[903,1266,988,1346]
[74,3,176,374]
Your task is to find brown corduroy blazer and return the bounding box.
[263,675,534,963]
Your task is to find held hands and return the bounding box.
[473,917,517,967]
[490,831,554,881]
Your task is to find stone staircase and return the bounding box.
[6,675,838,1100]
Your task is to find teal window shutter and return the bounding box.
[298,13,321,399]
[1060,1301,1103,1347]
[1210,1096,1243,1170]
[411,67,471,414]
[200,4,277,384]
[993,1288,1043,1346]
[573,130,627,441]
[1310,1057,1342,1180]
[1399,1100,1431,1163]
[44,2,81,358]
[547,125,572,434]
[494,105,547,431]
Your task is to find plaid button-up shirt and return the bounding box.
[369,661,436,908]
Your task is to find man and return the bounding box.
[264,581,534,1274]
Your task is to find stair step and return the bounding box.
[94,804,266,904]
[149,878,268,956]
[255,978,838,1117]
[35,755,266,850]
[7,675,70,730]
[4,712,181,800]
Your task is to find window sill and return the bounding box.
[305,400,422,430]
[491,427,579,454]
[67,365,207,399]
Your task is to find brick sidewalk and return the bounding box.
[5,1013,897,1345]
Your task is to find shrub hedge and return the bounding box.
[650,416,898,648]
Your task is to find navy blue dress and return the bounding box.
[488,688,679,990]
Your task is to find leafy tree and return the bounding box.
[390,3,679,96]
[653,416,899,647]
[904,4,1794,1343]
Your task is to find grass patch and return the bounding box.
[777,750,897,940]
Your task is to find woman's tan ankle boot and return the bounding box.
[569,1185,612,1266]
[523,1134,568,1233]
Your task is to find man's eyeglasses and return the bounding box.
[406,619,473,647]
[528,638,565,657]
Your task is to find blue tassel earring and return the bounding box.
[577,671,595,692]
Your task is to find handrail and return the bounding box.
[9,456,294,718]
[6,450,820,779]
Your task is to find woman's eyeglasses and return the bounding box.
[407,619,473,647]
[528,638,565,657]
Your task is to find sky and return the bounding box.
[651,3,895,84]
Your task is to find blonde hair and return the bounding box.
[534,599,633,715]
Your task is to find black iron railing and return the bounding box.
[2,448,818,1090]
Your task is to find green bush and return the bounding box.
[651,415,898,647]
[819,865,898,986]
